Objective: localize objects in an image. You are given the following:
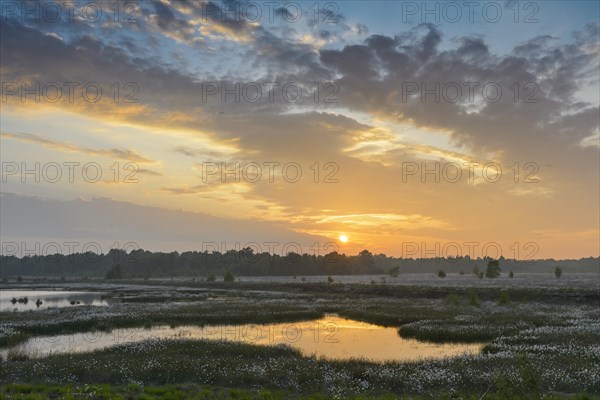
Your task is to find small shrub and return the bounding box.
[437,270,446,278]
[224,271,235,283]
[554,266,562,278]
[206,274,216,282]
[327,276,334,284]
[509,270,514,278]
[498,291,509,305]
[468,289,480,306]
[485,259,501,278]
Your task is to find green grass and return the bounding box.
[1,383,599,399]
[1,336,599,397]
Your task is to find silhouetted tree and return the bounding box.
[554,266,562,278]
[485,259,501,278]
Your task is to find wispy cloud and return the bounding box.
[1,131,156,163]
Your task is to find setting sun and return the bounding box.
[339,235,349,243]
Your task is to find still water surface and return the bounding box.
[1,315,483,362]
[0,290,110,311]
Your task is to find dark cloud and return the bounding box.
[318,23,599,161]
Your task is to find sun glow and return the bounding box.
[339,235,349,243]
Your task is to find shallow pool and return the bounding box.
[0,290,111,312]
[0,315,483,362]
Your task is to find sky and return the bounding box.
[1,0,599,260]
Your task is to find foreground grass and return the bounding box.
[1,282,599,398]
[1,337,599,398]
[1,384,599,400]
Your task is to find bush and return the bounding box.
[485,259,501,278]
[468,289,480,306]
[206,274,216,282]
[437,270,446,278]
[498,291,509,305]
[509,270,514,278]
[327,276,334,284]
[554,266,562,278]
[224,271,235,283]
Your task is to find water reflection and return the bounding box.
[0,315,483,362]
[0,290,110,312]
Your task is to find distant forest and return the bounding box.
[1,248,598,278]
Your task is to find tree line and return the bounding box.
[0,248,598,278]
